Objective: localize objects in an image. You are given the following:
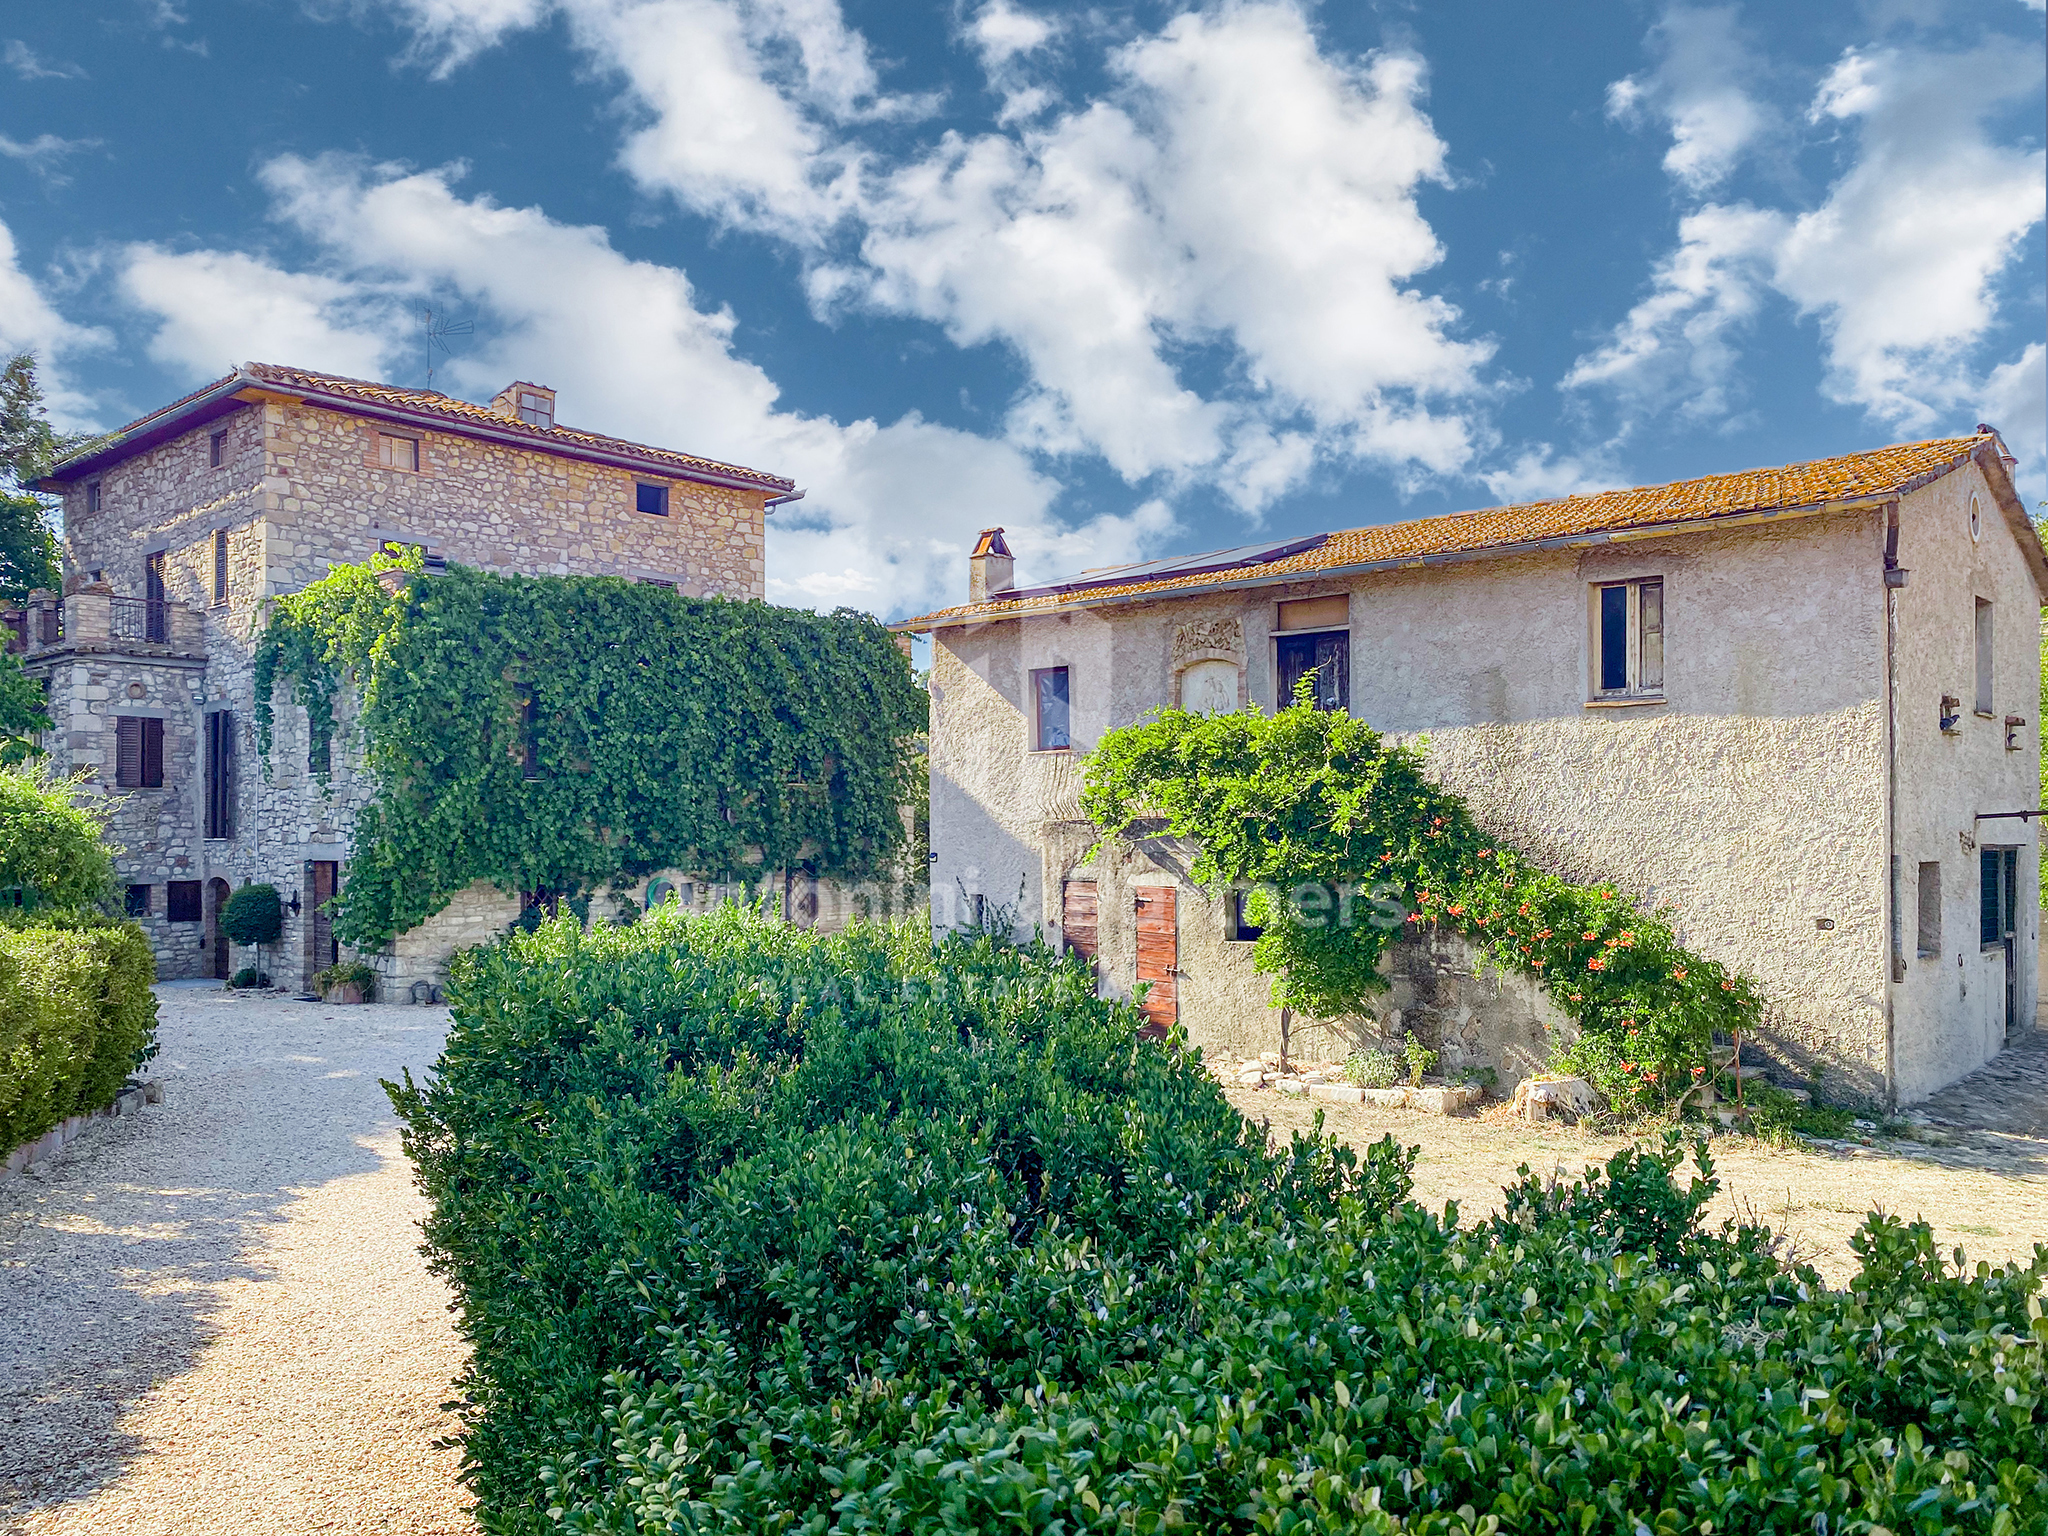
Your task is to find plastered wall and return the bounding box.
[931,487,2041,1104]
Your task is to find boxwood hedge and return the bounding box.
[392,909,2046,1536]
[1,913,158,1153]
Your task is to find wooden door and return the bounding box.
[1134,887,1177,1034]
[306,861,339,987]
[1062,880,1098,978]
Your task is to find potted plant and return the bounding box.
[220,883,283,987]
[312,960,377,1004]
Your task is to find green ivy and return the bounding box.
[253,553,927,949]
[1081,689,1766,1108]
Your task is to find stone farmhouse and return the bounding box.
[10,363,794,993]
[897,432,2044,1107]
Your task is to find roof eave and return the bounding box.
[892,490,1910,634]
[35,371,252,488]
[1970,439,2048,604]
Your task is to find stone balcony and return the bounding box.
[3,586,208,663]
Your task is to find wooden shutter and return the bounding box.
[141,717,164,788]
[115,717,142,788]
[1134,888,1178,1034]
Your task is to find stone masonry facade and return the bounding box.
[15,365,786,993]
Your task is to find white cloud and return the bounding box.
[372,0,551,76]
[0,218,109,431]
[967,0,1056,67]
[1562,201,1784,427]
[1605,4,1770,192]
[844,4,1491,507]
[0,132,97,183]
[4,40,87,79]
[1773,44,2046,428]
[1578,20,2045,444]
[1479,444,1627,505]
[1979,343,2045,506]
[114,155,1149,616]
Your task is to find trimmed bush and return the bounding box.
[393,910,2047,1536]
[221,884,283,947]
[0,915,157,1152]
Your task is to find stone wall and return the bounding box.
[38,381,779,989]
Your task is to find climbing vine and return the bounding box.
[1081,687,1766,1108]
[254,552,927,949]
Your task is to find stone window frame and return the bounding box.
[209,429,228,468]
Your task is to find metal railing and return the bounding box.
[109,596,170,643]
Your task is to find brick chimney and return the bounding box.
[491,381,557,428]
[969,528,1014,602]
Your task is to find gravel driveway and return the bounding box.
[1,983,474,1535]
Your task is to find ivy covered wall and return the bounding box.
[255,555,927,948]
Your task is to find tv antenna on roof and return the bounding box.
[420,302,475,390]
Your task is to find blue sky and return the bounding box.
[2,0,2042,620]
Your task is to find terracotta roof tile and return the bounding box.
[898,435,1994,630]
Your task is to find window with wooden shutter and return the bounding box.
[377,433,420,471]
[116,717,164,789]
[213,528,229,605]
[206,710,236,838]
[166,881,201,922]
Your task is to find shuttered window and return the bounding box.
[166,881,201,922]
[1980,847,2017,948]
[205,710,236,838]
[213,528,229,604]
[115,717,164,789]
[377,434,420,471]
[1595,578,1664,697]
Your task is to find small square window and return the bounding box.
[517,391,554,428]
[1031,665,1070,750]
[636,481,670,517]
[166,881,202,923]
[125,884,152,917]
[86,481,101,514]
[377,434,420,472]
[209,430,227,467]
[1594,578,1664,698]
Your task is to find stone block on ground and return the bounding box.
[1513,1075,1602,1123]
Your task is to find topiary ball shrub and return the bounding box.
[229,967,272,990]
[220,884,282,948]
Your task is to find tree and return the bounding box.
[0,762,116,914]
[0,353,76,764]
[221,884,283,984]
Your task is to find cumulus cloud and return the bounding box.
[0,218,108,431]
[1479,444,1627,505]
[842,5,1492,508]
[1605,4,1770,192]
[114,155,1150,615]
[1577,16,2044,447]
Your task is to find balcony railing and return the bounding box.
[109,596,170,643]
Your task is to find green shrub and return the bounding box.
[1347,1046,1401,1088]
[312,960,377,1000]
[221,884,282,947]
[0,763,115,914]
[1402,1037,1438,1086]
[0,914,157,1151]
[392,909,2045,1536]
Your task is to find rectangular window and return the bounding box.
[213,528,229,605]
[517,390,553,428]
[1032,665,1071,750]
[1276,630,1349,711]
[205,710,236,838]
[125,884,151,918]
[1276,595,1349,632]
[165,880,201,923]
[144,548,168,641]
[1916,860,1942,958]
[639,577,677,589]
[1974,598,1994,715]
[209,429,227,467]
[1980,846,2018,948]
[377,433,420,471]
[635,481,670,517]
[1595,578,1664,697]
[86,481,101,514]
[115,716,165,789]
[1226,888,1265,943]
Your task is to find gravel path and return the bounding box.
[1,984,474,1534]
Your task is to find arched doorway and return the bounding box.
[207,878,232,980]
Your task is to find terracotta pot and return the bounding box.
[324,982,365,1005]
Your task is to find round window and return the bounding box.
[1970,493,1982,543]
[646,878,676,911]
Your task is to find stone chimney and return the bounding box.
[491,381,557,428]
[969,528,1014,603]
